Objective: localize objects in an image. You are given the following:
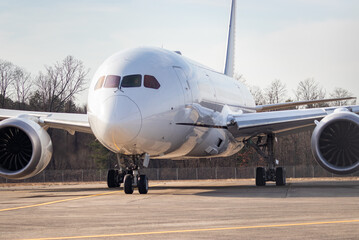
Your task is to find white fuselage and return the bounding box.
[87,47,255,159]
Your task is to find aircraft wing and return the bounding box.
[254,97,356,112]
[0,109,92,135]
[227,105,359,139]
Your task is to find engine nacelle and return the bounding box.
[0,117,53,180]
[311,110,359,175]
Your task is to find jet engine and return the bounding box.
[311,110,359,174]
[0,117,53,180]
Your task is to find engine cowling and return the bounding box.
[0,117,53,180]
[311,110,359,175]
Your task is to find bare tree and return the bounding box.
[0,59,16,107]
[250,86,266,105]
[295,78,326,108]
[264,79,287,104]
[234,73,267,105]
[13,67,32,109]
[36,56,89,112]
[329,87,356,106]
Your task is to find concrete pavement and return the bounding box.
[1,178,359,239]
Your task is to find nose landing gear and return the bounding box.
[107,154,149,194]
[123,170,149,194]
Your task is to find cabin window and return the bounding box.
[104,75,121,88]
[121,74,142,88]
[94,76,105,90]
[144,75,160,89]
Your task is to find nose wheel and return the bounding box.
[123,171,149,194]
[138,175,149,194]
[107,154,149,194]
[123,174,134,194]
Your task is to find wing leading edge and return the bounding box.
[0,109,92,135]
[227,105,359,139]
[254,97,356,112]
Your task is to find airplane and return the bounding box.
[0,0,358,194]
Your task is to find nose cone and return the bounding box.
[95,95,142,148]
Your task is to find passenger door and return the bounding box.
[173,66,193,104]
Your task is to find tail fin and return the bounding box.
[224,0,236,77]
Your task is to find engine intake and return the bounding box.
[311,110,359,174]
[0,117,53,180]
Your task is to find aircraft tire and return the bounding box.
[138,175,148,194]
[107,169,119,188]
[124,174,134,194]
[275,167,286,186]
[256,167,266,186]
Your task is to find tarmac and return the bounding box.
[1,178,359,240]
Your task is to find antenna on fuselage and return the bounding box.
[224,0,236,78]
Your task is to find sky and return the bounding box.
[0,0,358,105]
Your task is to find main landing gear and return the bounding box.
[246,134,286,186]
[107,154,149,194]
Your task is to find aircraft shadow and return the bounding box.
[4,181,359,199]
[150,181,359,198]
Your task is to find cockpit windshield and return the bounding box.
[144,75,160,89]
[104,75,121,88]
[94,76,105,90]
[121,74,142,88]
[94,74,160,90]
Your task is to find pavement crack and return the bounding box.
[284,183,291,198]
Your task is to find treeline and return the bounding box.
[0,57,96,170]
[0,57,87,112]
[238,75,356,107]
[0,57,356,170]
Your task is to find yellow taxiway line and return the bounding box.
[0,184,161,212]
[19,219,359,240]
[0,190,121,212]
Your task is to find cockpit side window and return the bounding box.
[94,76,105,90]
[121,74,142,88]
[104,75,121,88]
[144,75,160,89]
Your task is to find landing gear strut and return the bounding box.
[107,154,149,194]
[246,134,286,186]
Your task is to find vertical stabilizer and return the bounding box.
[224,0,236,77]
